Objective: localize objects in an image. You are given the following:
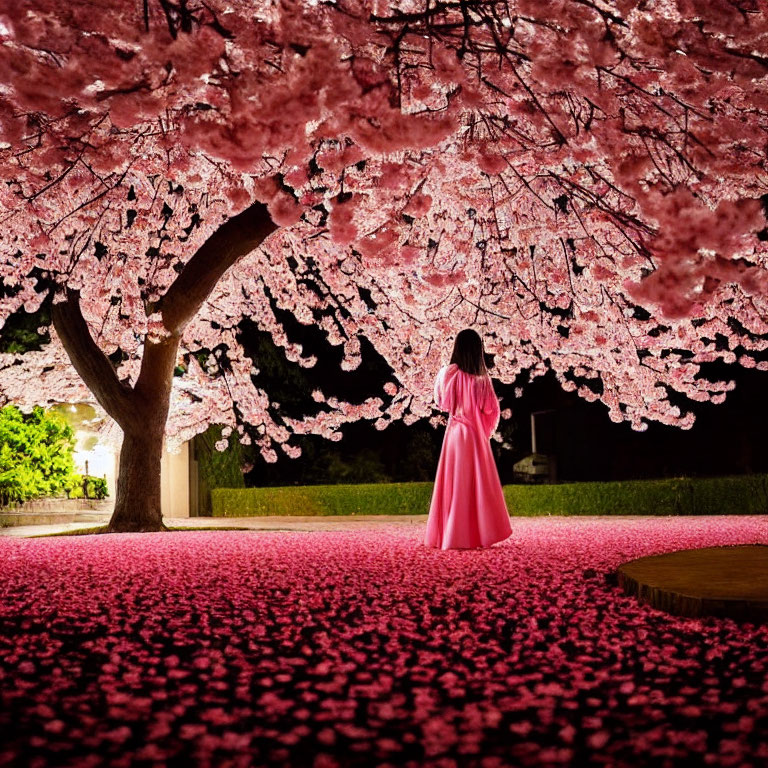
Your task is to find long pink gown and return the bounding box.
[425,364,512,550]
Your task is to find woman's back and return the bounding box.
[435,364,498,436]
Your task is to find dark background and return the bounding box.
[3,297,765,488]
[240,305,768,487]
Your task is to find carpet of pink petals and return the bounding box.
[1,516,768,768]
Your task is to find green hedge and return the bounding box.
[211,475,768,517]
[194,425,245,515]
[212,482,434,517]
[67,474,109,500]
[504,475,768,516]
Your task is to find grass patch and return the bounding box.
[211,475,768,517]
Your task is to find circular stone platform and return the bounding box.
[617,545,768,622]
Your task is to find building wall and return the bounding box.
[161,442,190,518]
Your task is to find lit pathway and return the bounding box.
[1,513,756,538]
[0,514,430,537]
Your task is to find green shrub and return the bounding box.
[212,482,434,517]
[67,474,109,500]
[88,475,109,500]
[0,405,76,506]
[210,475,768,517]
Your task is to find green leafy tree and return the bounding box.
[0,306,50,355]
[0,405,76,505]
[68,474,109,501]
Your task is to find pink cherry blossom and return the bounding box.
[0,1,767,530]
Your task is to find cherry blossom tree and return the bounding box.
[0,0,766,531]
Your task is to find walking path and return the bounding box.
[0,514,430,537]
[0,513,741,538]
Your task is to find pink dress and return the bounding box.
[425,364,512,550]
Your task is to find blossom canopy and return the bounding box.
[0,0,766,460]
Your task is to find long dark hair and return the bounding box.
[449,329,488,376]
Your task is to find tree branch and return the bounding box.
[132,336,181,427]
[157,199,278,335]
[51,289,136,428]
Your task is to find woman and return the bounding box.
[425,329,512,550]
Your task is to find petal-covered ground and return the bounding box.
[1,517,768,768]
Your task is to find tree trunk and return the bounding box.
[108,428,167,532]
[50,200,277,533]
[105,334,179,532]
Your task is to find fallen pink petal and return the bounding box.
[1,518,767,766]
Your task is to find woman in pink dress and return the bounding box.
[425,329,512,550]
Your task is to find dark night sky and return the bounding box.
[239,300,768,486]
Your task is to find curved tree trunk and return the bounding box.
[51,200,277,533]
[105,335,179,532]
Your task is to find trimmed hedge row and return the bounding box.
[212,483,434,517]
[504,475,768,517]
[194,425,245,515]
[211,474,768,517]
